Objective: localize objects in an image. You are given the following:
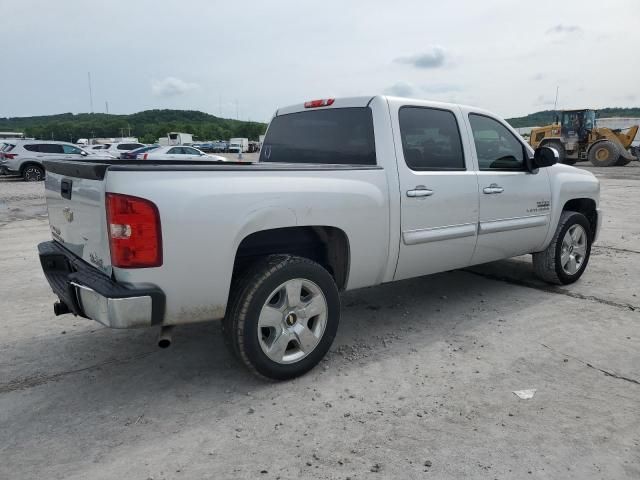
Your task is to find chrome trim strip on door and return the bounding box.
[402,223,477,245]
[479,215,548,235]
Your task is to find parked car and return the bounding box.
[103,142,146,159]
[85,144,111,152]
[211,140,228,153]
[38,95,601,380]
[137,145,226,161]
[120,145,159,160]
[0,140,112,181]
[193,143,214,152]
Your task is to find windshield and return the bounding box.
[585,110,596,130]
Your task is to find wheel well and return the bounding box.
[563,198,597,238]
[20,161,44,176]
[233,226,350,290]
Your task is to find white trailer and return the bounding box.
[167,132,194,146]
[229,137,249,153]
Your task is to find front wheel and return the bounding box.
[588,141,619,167]
[223,255,340,380]
[533,211,592,285]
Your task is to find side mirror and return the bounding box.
[532,146,558,169]
[80,150,88,156]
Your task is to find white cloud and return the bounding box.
[151,77,199,97]
[422,83,462,94]
[384,82,416,97]
[546,24,582,35]
[395,46,448,69]
[536,95,556,106]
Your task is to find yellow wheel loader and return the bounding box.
[529,109,639,167]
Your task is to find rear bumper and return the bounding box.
[38,241,165,328]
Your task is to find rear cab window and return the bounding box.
[260,107,376,165]
[398,107,465,171]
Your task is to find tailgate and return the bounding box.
[44,164,112,276]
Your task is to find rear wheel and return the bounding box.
[22,165,45,182]
[533,211,592,285]
[223,255,340,380]
[588,141,619,167]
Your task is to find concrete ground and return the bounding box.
[1,164,638,480]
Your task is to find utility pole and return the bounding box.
[105,101,109,114]
[88,72,94,113]
[235,99,239,120]
[553,86,559,110]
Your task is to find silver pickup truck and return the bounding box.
[39,96,601,379]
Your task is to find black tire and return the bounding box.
[588,141,619,167]
[22,164,45,182]
[615,156,631,166]
[533,211,592,285]
[543,140,574,164]
[223,255,340,380]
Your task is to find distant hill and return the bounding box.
[0,109,267,143]
[506,107,640,128]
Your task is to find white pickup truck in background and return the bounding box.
[38,96,601,379]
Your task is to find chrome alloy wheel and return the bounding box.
[257,278,328,364]
[561,224,587,275]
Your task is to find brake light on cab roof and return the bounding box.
[304,98,335,108]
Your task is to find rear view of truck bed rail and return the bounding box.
[43,159,382,180]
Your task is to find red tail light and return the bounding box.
[3,153,17,159]
[106,193,162,268]
[304,98,335,108]
[143,153,148,160]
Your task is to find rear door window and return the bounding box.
[399,107,465,170]
[39,144,65,154]
[24,144,40,152]
[260,107,376,165]
[167,147,183,154]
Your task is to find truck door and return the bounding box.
[463,110,552,264]
[392,104,480,281]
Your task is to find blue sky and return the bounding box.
[1,0,638,121]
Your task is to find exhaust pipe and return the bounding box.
[53,301,71,316]
[157,326,174,349]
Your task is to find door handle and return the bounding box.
[406,186,434,198]
[483,183,504,194]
